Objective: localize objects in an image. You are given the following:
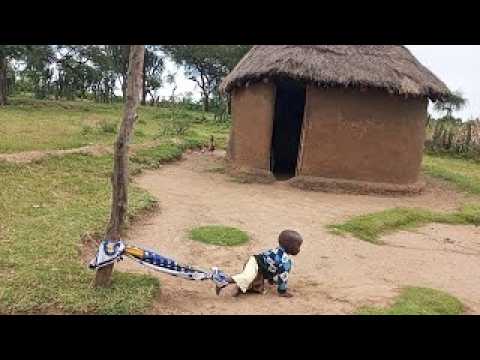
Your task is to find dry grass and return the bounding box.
[221,45,449,100]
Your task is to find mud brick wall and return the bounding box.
[298,86,428,184]
[229,83,275,171]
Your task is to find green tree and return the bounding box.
[21,45,56,99]
[142,46,164,105]
[434,90,467,120]
[0,45,26,105]
[162,45,251,112]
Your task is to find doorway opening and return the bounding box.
[270,79,306,180]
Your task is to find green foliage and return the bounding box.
[159,116,193,136]
[356,287,465,315]
[328,205,480,244]
[131,143,184,168]
[162,45,251,111]
[0,98,229,153]
[189,226,249,246]
[143,46,164,103]
[97,120,117,134]
[80,125,94,135]
[134,129,145,138]
[3,45,165,105]
[0,99,232,313]
[423,154,480,194]
[434,90,467,117]
[0,155,160,314]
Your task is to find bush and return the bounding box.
[97,120,117,134]
[159,117,192,137]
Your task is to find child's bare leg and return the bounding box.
[217,283,241,297]
[248,273,265,294]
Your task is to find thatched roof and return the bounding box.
[220,45,450,101]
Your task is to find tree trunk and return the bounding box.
[141,55,146,105]
[94,45,145,288]
[202,92,209,112]
[0,56,8,106]
[121,75,127,102]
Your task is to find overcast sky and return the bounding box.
[159,46,480,119]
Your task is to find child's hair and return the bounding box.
[278,230,303,255]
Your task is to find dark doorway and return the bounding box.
[270,79,306,179]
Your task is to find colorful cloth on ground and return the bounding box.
[89,240,231,288]
[254,246,292,294]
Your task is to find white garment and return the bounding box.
[231,256,259,293]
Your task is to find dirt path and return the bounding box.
[0,141,163,164]
[0,145,111,163]
[118,151,480,314]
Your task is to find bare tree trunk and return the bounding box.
[94,45,145,288]
[202,92,209,112]
[0,56,8,106]
[141,55,147,105]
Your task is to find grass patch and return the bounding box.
[0,97,228,153]
[423,154,480,195]
[0,98,232,313]
[131,143,184,168]
[355,287,465,315]
[328,205,480,244]
[0,154,161,314]
[189,226,249,246]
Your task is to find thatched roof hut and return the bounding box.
[222,45,450,195]
[220,45,449,101]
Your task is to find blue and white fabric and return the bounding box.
[255,246,292,293]
[89,240,231,288]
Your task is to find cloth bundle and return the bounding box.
[89,240,231,288]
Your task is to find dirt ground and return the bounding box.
[117,151,480,314]
[0,141,163,164]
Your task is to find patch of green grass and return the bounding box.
[328,205,480,244]
[0,154,160,314]
[97,120,117,134]
[131,143,184,168]
[189,226,249,246]
[355,287,465,315]
[423,154,480,194]
[0,98,232,313]
[0,97,228,153]
[188,122,230,150]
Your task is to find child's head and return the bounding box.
[278,230,303,255]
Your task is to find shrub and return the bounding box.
[159,117,192,137]
[97,120,117,134]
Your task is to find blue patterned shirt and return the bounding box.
[255,246,293,294]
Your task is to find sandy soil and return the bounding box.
[117,151,480,314]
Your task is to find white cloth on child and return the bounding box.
[231,256,259,293]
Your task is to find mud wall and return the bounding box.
[229,83,275,171]
[298,86,428,184]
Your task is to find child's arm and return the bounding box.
[276,269,293,297]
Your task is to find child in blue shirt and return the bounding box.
[216,230,303,298]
